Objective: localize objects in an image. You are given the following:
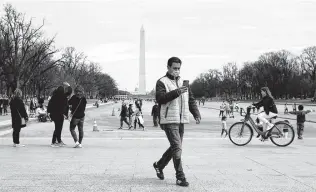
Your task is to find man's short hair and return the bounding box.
[167,57,182,67]
[298,105,304,111]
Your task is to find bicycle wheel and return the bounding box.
[228,122,253,146]
[269,121,295,147]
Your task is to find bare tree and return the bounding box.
[0,4,60,95]
[300,46,316,97]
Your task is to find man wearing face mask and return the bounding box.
[152,57,201,187]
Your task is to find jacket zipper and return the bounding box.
[165,107,169,118]
[176,79,182,122]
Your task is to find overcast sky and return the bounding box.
[3,0,316,92]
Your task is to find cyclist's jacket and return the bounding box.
[155,72,200,124]
[253,96,278,115]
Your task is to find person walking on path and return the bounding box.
[10,88,28,147]
[134,106,145,130]
[118,102,131,129]
[47,86,69,147]
[284,102,289,114]
[220,115,228,138]
[151,101,159,127]
[152,57,201,187]
[128,104,135,129]
[68,85,87,148]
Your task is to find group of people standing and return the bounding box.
[9,82,87,148]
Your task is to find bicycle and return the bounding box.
[228,105,295,147]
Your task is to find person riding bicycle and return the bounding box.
[252,87,278,137]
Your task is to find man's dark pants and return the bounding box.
[120,116,130,128]
[153,115,159,126]
[70,117,84,144]
[51,114,64,144]
[13,126,22,144]
[157,123,185,180]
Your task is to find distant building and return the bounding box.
[113,95,128,100]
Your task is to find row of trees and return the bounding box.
[0,4,118,98]
[191,48,316,100]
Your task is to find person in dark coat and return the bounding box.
[118,102,131,129]
[10,88,28,147]
[47,86,69,147]
[151,102,160,127]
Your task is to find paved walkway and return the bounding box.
[0,101,315,192]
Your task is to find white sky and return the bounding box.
[2,0,316,92]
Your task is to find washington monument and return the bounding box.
[139,25,146,95]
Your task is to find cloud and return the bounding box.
[86,42,137,63]
[240,25,257,30]
[181,54,229,59]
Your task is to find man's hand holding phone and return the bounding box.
[178,80,189,94]
[179,86,188,94]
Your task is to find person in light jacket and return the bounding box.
[152,57,201,187]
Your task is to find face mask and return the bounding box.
[172,71,180,77]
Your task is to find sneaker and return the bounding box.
[51,143,59,147]
[77,144,82,148]
[13,144,25,147]
[74,141,80,148]
[176,178,189,187]
[153,162,164,180]
[57,141,66,147]
[298,136,303,140]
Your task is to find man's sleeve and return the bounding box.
[188,88,201,119]
[47,97,53,113]
[19,99,28,119]
[155,80,181,104]
[83,98,87,110]
[64,97,69,116]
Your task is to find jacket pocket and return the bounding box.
[165,107,169,118]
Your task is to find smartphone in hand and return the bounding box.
[183,80,189,88]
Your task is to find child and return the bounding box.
[284,103,288,114]
[221,115,228,138]
[229,102,234,118]
[289,105,311,140]
[292,103,297,112]
[253,87,278,137]
[219,104,224,117]
[235,102,239,112]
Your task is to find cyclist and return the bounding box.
[253,87,278,137]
